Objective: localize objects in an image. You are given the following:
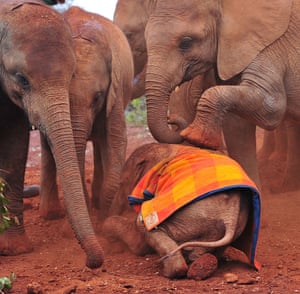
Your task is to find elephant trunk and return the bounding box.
[41,95,104,268]
[70,117,90,205]
[145,69,183,143]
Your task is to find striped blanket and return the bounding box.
[128,146,261,270]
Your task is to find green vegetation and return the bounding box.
[0,177,16,292]
[125,96,147,125]
[0,273,15,294]
[0,178,18,233]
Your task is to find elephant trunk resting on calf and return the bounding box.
[104,143,261,279]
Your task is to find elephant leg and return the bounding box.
[257,128,275,161]
[145,229,188,279]
[277,122,300,192]
[91,139,104,210]
[269,122,287,161]
[39,132,65,219]
[92,117,127,219]
[0,106,33,255]
[223,115,260,188]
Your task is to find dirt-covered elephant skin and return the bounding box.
[143,0,300,189]
[114,0,260,187]
[104,143,260,279]
[0,0,103,268]
[38,6,134,221]
[114,0,215,133]
[257,121,300,193]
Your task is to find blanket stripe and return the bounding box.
[128,146,261,270]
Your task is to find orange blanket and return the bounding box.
[128,146,261,269]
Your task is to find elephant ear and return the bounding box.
[218,0,293,80]
[106,31,133,116]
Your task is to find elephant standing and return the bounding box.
[142,0,300,191]
[0,0,103,268]
[103,143,260,279]
[114,0,260,187]
[39,6,134,220]
[114,0,216,133]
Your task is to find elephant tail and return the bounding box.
[160,219,237,262]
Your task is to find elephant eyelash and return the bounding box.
[12,91,22,102]
[178,36,194,51]
[15,73,30,90]
[90,91,105,109]
[125,31,133,40]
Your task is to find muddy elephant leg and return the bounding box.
[257,129,276,161]
[279,122,300,192]
[145,229,188,279]
[269,122,287,161]
[223,115,260,188]
[91,139,104,211]
[0,107,33,255]
[39,132,65,219]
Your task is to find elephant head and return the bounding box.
[114,0,216,135]
[61,7,134,216]
[144,0,293,147]
[0,1,103,268]
[114,0,151,78]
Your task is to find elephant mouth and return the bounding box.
[183,61,212,82]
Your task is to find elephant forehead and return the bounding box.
[4,4,75,69]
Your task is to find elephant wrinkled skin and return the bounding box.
[143,0,300,189]
[104,143,259,279]
[114,0,260,186]
[39,6,134,220]
[0,1,103,268]
[114,0,215,133]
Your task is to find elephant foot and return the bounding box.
[23,185,40,198]
[0,230,33,255]
[161,252,188,279]
[187,253,218,280]
[180,124,223,151]
[39,199,65,220]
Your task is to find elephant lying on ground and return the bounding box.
[104,143,261,279]
[38,6,134,220]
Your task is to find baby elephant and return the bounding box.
[104,143,261,279]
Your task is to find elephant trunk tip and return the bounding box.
[85,251,105,269]
[82,237,105,269]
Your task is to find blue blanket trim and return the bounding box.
[128,184,260,265]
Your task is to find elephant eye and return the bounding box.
[179,36,194,51]
[125,31,133,41]
[15,73,30,90]
[91,91,105,109]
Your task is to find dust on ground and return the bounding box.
[1,126,299,293]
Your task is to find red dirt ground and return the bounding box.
[1,126,299,293]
